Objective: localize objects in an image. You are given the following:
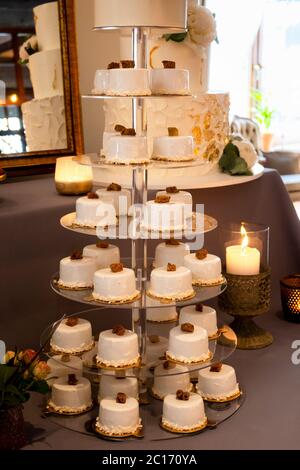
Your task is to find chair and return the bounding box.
[231,115,263,158]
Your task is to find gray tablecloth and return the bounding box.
[1,169,300,450]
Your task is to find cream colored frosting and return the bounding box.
[167,324,209,364]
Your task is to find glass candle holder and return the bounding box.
[55,157,93,195]
[280,275,300,323]
[218,222,272,350]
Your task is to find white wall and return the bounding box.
[75,0,120,152]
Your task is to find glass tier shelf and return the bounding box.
[83,93,193,100]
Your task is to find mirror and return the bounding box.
[0,0,83,170]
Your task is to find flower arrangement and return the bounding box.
[19,35,38,64]
[0,348,50,410]
[219,137,258,176]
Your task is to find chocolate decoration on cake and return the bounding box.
[166,186,180,194]
[121,60,135,69]
[66,317,79,327]
[168,127,179,137]
[166,238,181,246]
[167,263,177,272]
[196,249,208,260]
[70,249,83,260]
[114,124,126,133]
[176,389,190,401]
[110,263,123,273]
[107,182,122,191]
[87,192,99,199]
[149,335,160,344]
[210,362,223,373]
[112,325,126,336]
[61,354,71,363]
[181,323,194,333]
[96,241,109,249]
[108,62,120,69]
[163,60,176,69]
[116,392,127,404]
[155,195,170,204]
[122,128,136,136]
[68,374,78,385]
[195,303,204,312]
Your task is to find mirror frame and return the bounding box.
[0,0,84,171]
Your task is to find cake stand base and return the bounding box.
[229,316,273,350]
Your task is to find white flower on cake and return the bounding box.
[19,35,38,63]
[232,139,258,169]
[188,5,217,47]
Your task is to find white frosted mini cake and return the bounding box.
[48,374,92,414]
[96,394,141,436]
[197,363,240,402]
[166,323,210,364]
[154,240,190,268]
[58,250,96,289]
[92,69,109,94]
[97,325,140,368]
[148,264,194,301]
[46,354,83,386]
[156,187,193,217]
[98,375,139,401]
[184,249,223,286]
[106,133,149,165]
[152,128,194,162]
[151,61,190,95]
[92,263,140,303]
[50,317,94,354]
[162,390,207,433]
[179,303,218,339]
[146,335,168,366]
[146,304,178,323]
[96,182,131,216]
[142,195,189,232]
[83,241,120,270]
[75,192,117,228]
[152,361,192,400]
[106,60,151,96]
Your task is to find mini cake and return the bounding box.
[75,192,117,228]
[166,323,210,364]
[46,354,83,386]
[92,263,140,303]
[152,361,192,400]
[146,304,178,323]
[156,186,193,217]
[96,182,131,216]
[96,394,141,436]
[151,61,190,95]
[142,195,188,232]
[101,131,117,156]
[152,129,195,162]
[58,250,96,289]
[98,375,139,401]
[197,363,240,402]
[48,374,92,414]
[148,264,194,301]
[50,317,94,354]
[162,390,207,433]
[83,241,120,270]
[92,69,109,94]
[106,128,149,165]
[106,60,151,96]
[146,335,168,366]
[97,324,140,368]
[179,303,218,339]
[184,249,223,286]
[153,239,190,268]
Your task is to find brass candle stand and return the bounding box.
[219,268,273,349]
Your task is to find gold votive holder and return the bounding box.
[280,274,300,323]
[55,157,93,195]
[219,269,273,350]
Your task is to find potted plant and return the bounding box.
[251,89,275,152]
[0,349,50,449]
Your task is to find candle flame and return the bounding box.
[241,224,249,254]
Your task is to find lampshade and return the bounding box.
[94,0,187,30]
[55,157,93,195]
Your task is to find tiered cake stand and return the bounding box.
[42,23,245,440]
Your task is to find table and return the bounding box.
[1,170,300,450]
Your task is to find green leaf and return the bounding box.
[230,157,252,176]
[162,32,188,43]
[30,380,50,395]
[0,365,17,386]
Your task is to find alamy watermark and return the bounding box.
[0,80,5,105]
[291,340,300,365]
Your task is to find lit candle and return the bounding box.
[55,157,93,195]
[226,225,260,275]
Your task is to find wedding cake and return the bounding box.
[21,2,66,151]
